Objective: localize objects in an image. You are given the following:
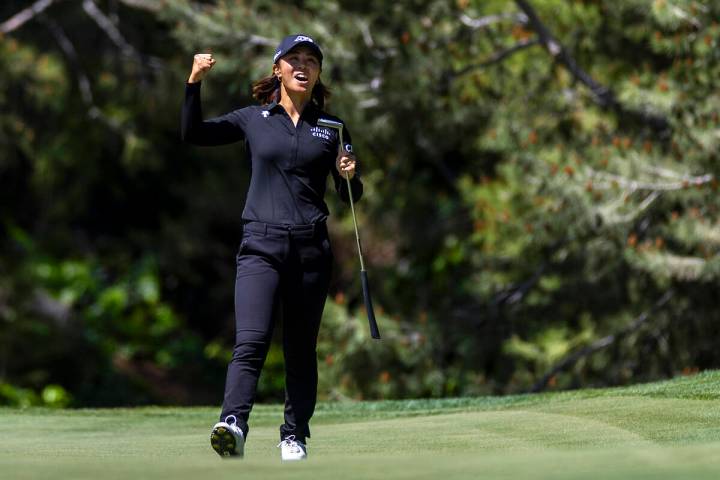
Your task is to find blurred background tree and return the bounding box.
[1,0,718,407]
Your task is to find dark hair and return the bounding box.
[252,74,331,110]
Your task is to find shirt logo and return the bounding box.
[294,35,314,43]
[261,111,270,118]
[310,126,332,141]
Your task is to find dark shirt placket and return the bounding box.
[291,119,299,170]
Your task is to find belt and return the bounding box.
[242,219,327,237]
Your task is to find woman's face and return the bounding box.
[274,46,321,95]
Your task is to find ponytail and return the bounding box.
[251,75,281,105]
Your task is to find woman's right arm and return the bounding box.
[181,53,246,146]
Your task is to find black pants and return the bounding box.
[219,219,333,444]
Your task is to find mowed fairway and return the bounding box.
[1,371,719,479]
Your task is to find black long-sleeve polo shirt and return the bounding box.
[181,81,363,226]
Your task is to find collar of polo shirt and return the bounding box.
[262,100,319,116]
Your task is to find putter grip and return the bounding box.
[361,270,381,339]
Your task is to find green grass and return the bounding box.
[1,371,719,479]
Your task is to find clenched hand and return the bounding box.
[188,53,216,83]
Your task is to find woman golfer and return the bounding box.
[181,34,362,461]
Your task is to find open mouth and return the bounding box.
[293,72,309,83]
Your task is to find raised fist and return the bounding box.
[188,53,216,83]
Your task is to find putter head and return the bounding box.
[318,118,348,152]
[317,118,344,131]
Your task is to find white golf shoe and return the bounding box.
[277,435,307,461]
[210,415,245,458]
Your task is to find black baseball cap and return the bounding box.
[273,34,323,65]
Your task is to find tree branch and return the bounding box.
[596,190,661,226]
[40,16,123,133]
[586,167,714,192]
[459,12,528,30]
[515,0,613,103]
[530,290,675,393]
[82,0,135,57]
[82,0,164,71]
[116,0,161,11]
[0,0,61,34]
[454,38,540,77]
[493,261,547,307]
[514,0,671,135]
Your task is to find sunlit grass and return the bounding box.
[1,371,718,479]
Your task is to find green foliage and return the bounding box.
[0,383,39,408]
[433,0,720,392]
[0,382,71,408]
[317,299,444,399]
[1,0,720,405]
[1,223,217,405]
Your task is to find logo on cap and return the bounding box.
[273,34,322,65]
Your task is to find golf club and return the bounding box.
[318,118,381,340]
